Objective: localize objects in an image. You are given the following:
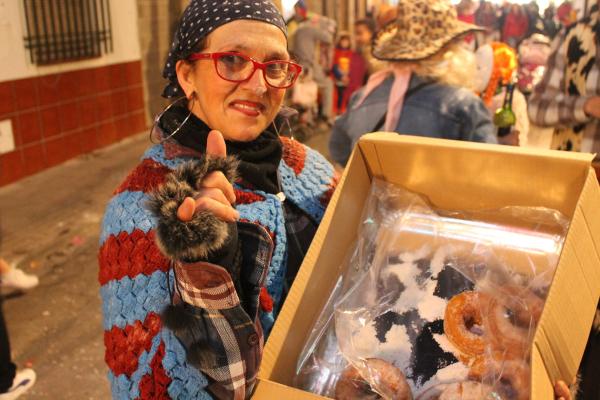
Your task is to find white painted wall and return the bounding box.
[0,0,141,83]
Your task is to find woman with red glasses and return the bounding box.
[97,1,337,399]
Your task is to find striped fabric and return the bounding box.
[98,137,336,399]
[528,6,600,156]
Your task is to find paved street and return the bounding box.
[0,125,331,399]
[1,133,149,399]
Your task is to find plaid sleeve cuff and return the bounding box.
[174,261,240,310]
[575,96,593,123]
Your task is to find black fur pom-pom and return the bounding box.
[146,156,239,261]
[162,303,218,370]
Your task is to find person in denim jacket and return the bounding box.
[329,0,497,167]
[98,1,337,399]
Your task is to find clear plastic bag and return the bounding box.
[294,179,569,399]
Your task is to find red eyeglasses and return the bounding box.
[188,52,302,89]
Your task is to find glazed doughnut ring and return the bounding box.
[335,358,412,400]
[335,365,381,400]
[485,286,544,356]
[468,358,530,400]
[444,291,491,359]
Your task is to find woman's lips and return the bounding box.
[229,100,264,117]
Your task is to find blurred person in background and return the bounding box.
[502,4,530,48]
[456,0,478,48]
[525,1,545,38]
[332,32,353,114]
[0,257,37,400]
[475,0,500,43]
[286,0,309,53]
[291,5,335,124]
[329,0,497,167]
[543,4,560,38]
[340,18,380,112]
[529,2,600,156]
[557,1,578,28]
[98,0,338,398]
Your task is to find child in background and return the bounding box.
[332,33,353,114]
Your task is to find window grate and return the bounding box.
[23,0,113,65]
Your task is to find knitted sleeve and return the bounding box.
[99,154,214,399]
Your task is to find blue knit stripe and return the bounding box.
[100,191,155,246]
[141,144,186,169]
[107,333,162,399]
[162,330,212,399]
[280,145,334,222]
[101,270,170,330]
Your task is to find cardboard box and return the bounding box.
[255,133,600,399]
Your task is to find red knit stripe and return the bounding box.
[234,189,266,205]
[320,174,340,207]
[98,229,170,286]
[137,341,172,400]
[104,313,162,377]
[281,137,306,176]
[114,159,172,195]
[259,287,274,312]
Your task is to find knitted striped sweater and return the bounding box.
[98,137,336,399]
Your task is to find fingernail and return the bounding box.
[234,210,240,220]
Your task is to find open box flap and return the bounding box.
[532,168,600,395]
[358,133,593,216]
[254,379,327,399]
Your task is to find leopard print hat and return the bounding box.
[372,0,484,62]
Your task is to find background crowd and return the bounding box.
[285,0,591,156]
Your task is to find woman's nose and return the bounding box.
[244,67,268,95]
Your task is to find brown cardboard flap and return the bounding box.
[253,379,327,399]
[531,346,554,399]
[261,146,372,384]
[535,169,600,385]
[358,133,592,216]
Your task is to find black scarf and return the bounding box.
[159,105,283,194]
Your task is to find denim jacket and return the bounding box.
[329,74,497,166]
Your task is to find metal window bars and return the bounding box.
[23,0,113,65]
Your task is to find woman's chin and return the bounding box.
[223,126,265,142]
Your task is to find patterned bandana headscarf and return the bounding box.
[162,0,287,98]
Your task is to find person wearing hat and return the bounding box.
[329,0,497,167]
[98,1,337,398]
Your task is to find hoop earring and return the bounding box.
[272,106,297,139]
[149,94,195,144]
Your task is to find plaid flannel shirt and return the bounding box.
[172,222,273,400]
[528,7,600,156]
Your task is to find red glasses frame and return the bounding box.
[187,51,302,89]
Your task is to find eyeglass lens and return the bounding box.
[216,54,296,88]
